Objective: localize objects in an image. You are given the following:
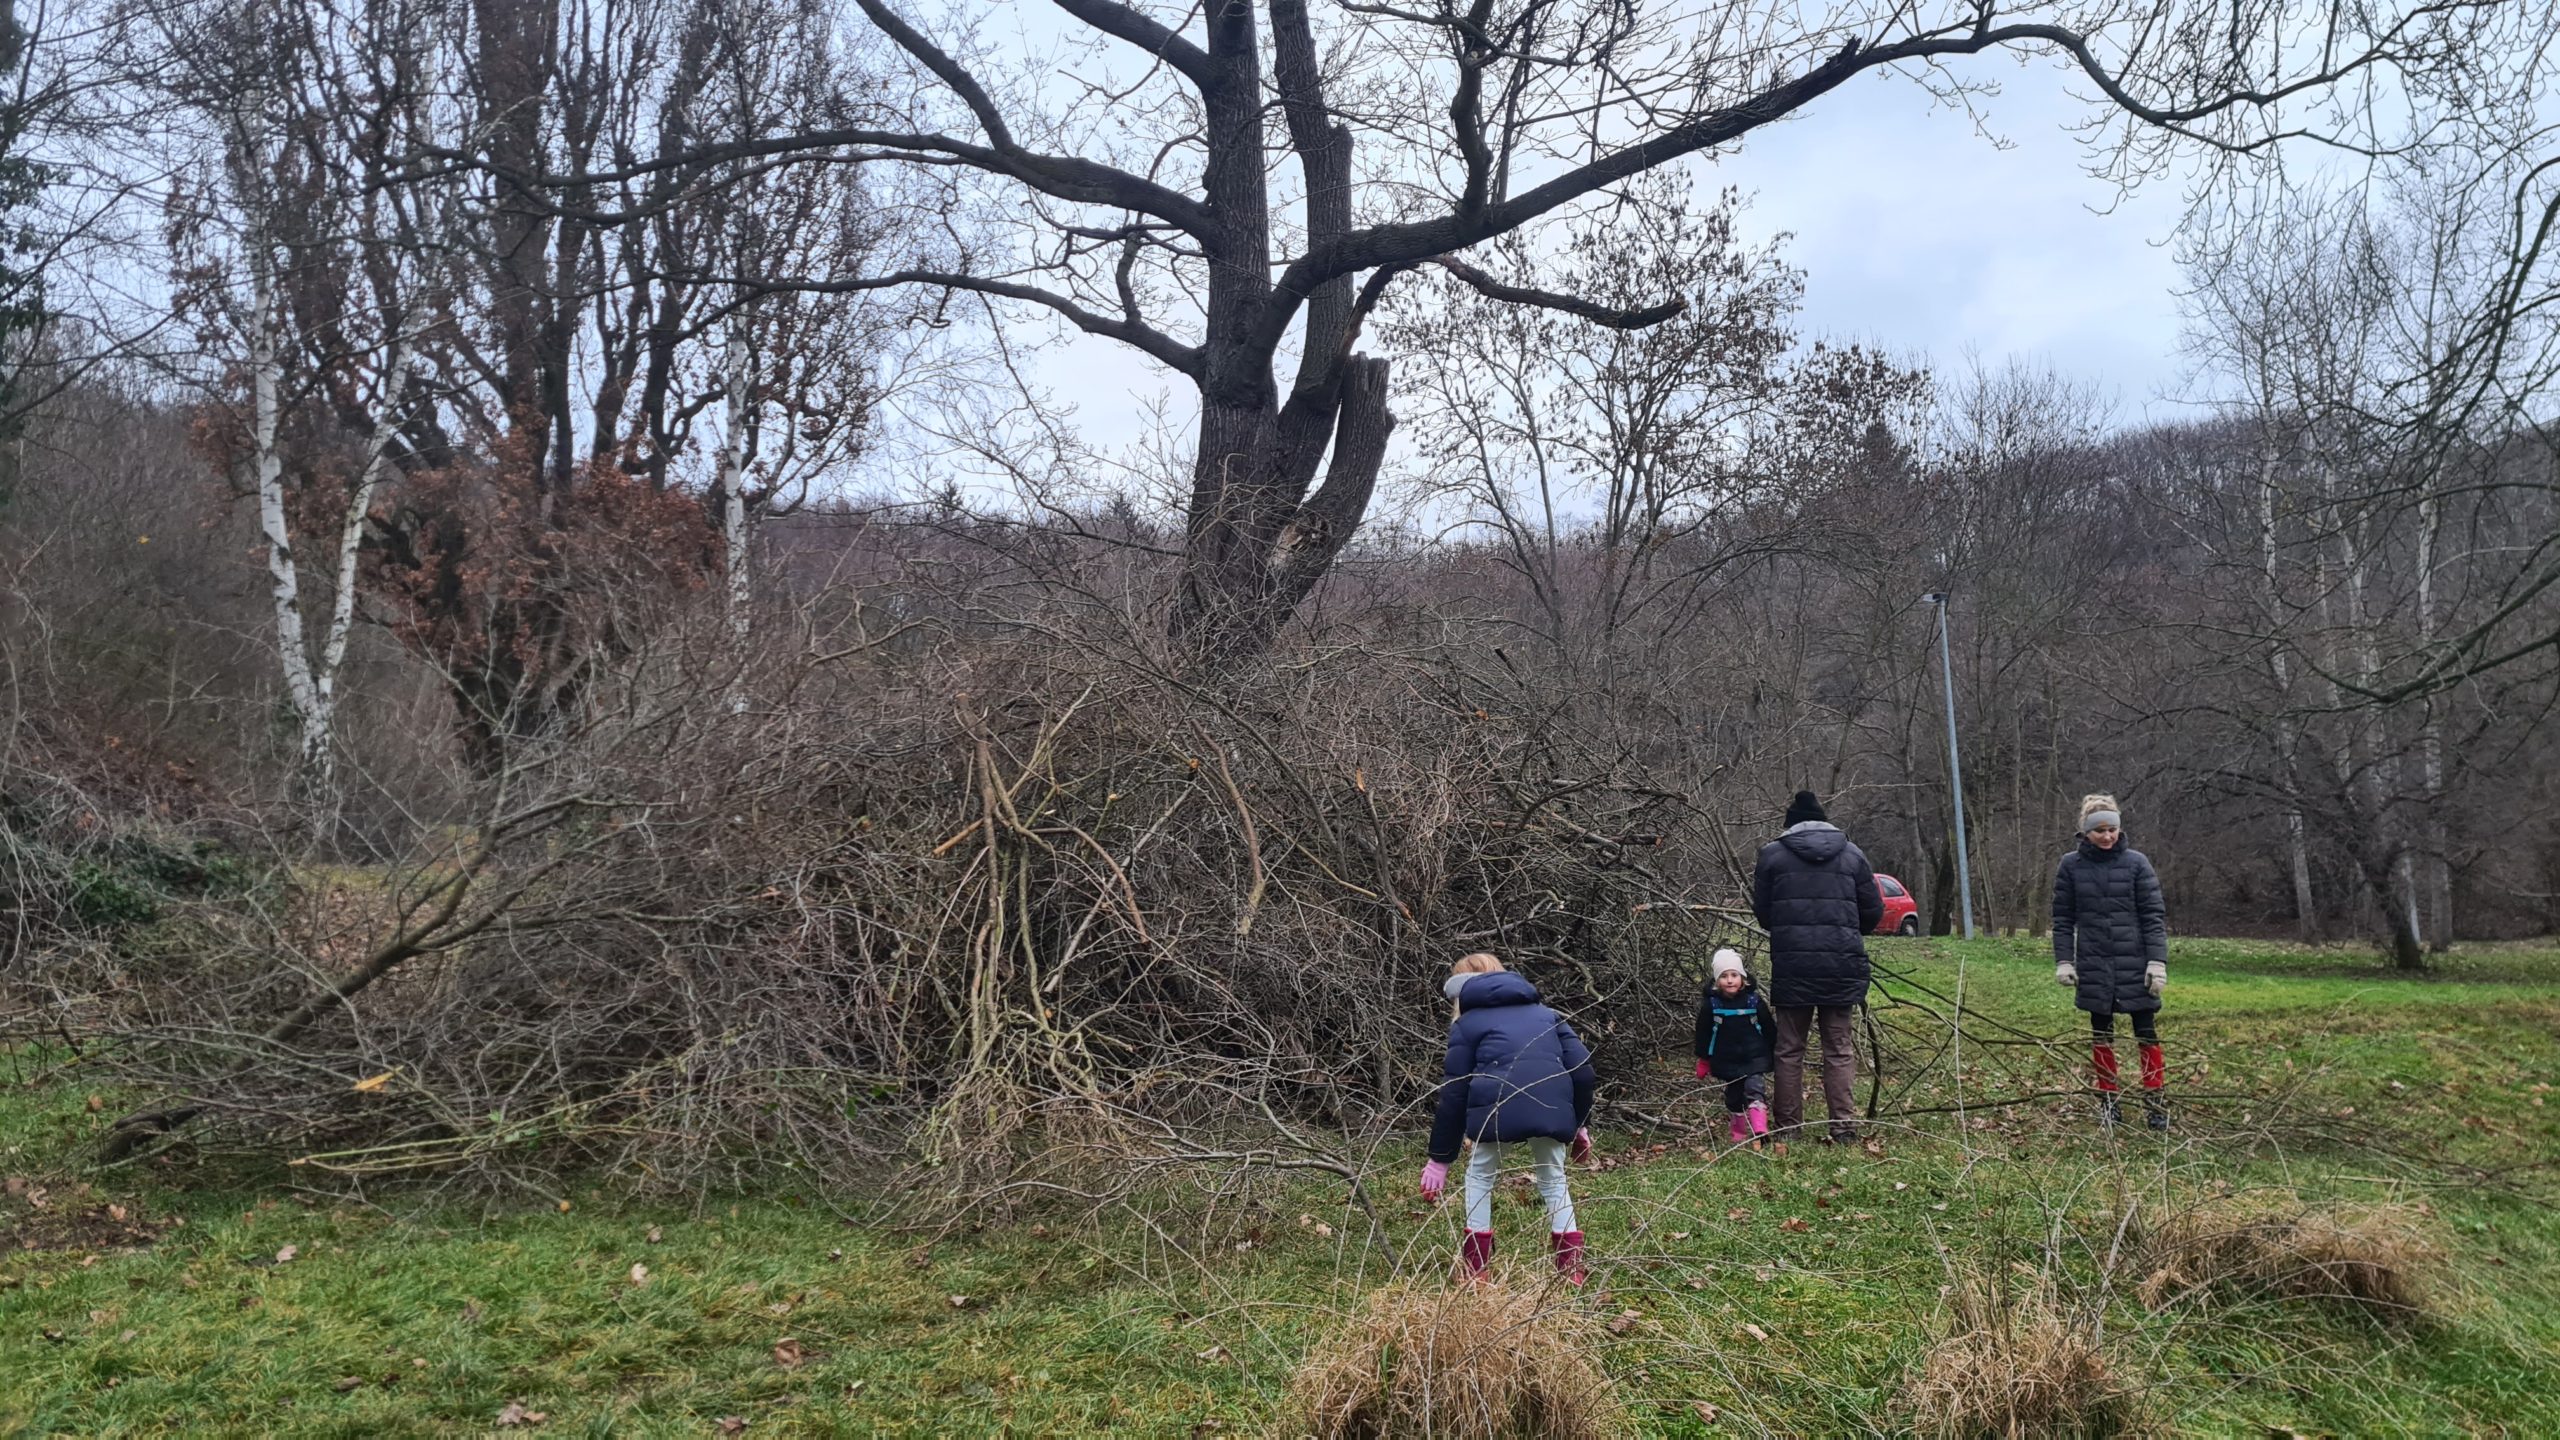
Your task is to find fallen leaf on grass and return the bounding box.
[1725,1209,1751,1222]
[1195,1345,1230,1363]
[107,1204,127,1222]
[332,1376,363,1393]
[352,1072,393,1094]
[494,1400,548,1427]
[1668,1231,1691,1241]
[556,1200,572,1213]
[1778,1218,1810,1234]
[714,1418,747,1434]
[1608,1309,1641,1335]
[462,1299,484,1322]
[273,1244,299,1265]
[1312,1222,1334,1239]
[86,1095,102,1112]
[773,1338,805,1369]
[1741,1322,1769,1343]
[947,1294,970,1309]
[646,1226,662,1243]
[1693,1401,1719,1423]
[629,1263,649,1287]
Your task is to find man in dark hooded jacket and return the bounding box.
[1751,789,1883,1144]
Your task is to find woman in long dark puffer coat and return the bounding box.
[2051,792,2171,1130]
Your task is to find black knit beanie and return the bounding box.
[1784,789,1827,827]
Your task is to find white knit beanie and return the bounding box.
[1711,948,1746,981]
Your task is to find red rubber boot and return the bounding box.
[1459,1229,1495,1282]
[2140,1042,2169,1131]
[1550,1229,1586,1286]
[2092,1042,2122,1129]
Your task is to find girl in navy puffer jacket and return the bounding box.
[1693,948,1775,1151]
[1419,953,1596,1283]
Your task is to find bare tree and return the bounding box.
[471,0,2553,666]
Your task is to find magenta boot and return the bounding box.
[1728,1111,1750,1147]
[1459,1229,1495,1281]
[1550,1229,1586,1286]
[1746,1101,1770,1150]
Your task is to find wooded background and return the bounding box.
[0,0,2554,1180]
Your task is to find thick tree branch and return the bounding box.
[1250,15,2461,358]
[718,267,1204,377]
[1049,0,1213,86]
[1429,256,1685,328]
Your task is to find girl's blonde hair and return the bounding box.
[2078,793,2121,826]
[1448,953,1505,1019]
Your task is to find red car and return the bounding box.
[1872,873,1920,936]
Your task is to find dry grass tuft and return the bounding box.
[1902,1269,2140,1440]
[1281,1269,1626,1439]
[2137,1196,2445,1318]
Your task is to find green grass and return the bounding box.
[5,938,2559,1436]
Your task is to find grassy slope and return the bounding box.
[2,937,2557,1437]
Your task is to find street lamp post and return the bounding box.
[1922,592,1976,940]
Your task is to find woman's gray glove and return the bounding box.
[2055,961,2076,987]
[2144,961,2166,997]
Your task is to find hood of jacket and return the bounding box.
[1455,971,1543,1012]
[1779,820,1848,864]
[2077,831,2133,864]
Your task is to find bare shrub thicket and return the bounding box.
[20,517,1752,1186]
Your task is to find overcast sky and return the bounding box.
[1018,50,2214,460]
[1704,60,2203,415]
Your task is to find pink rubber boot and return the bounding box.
[1747,1101,1770,1151]
[1728,1111,1749,1147]
[1459,1229,1495,1282]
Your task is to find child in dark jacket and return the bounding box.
[1420,952,1597,1284]
[1693,948,1775,1151]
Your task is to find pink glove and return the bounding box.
[1419,1160,1448,1202]
[1570,1128,1593,1163]
[1695,1059,1710,1080]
